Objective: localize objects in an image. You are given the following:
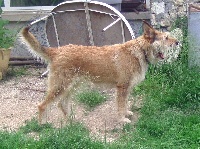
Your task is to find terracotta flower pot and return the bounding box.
[0,47,11,79]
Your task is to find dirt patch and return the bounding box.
[0,66,142,142]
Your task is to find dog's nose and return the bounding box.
[176,41,179,46]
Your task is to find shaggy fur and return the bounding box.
[21,21,178,123]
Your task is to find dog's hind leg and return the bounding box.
[57,77,82,122]
[57,87,75,122]
[116,84,133,123]
[38,86,66,124]
[57,98,69,119]
[38,72,74,124]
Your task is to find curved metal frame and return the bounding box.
[53,0,135,39]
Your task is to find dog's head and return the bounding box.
[142,21,179,64]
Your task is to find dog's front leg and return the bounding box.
[116,84,132,123]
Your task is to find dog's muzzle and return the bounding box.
[158,52,165,59]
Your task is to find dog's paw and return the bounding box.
[120,117,131,123]
[126,110,133,116]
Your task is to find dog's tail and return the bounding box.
[21,26,51,61]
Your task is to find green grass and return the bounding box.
[76,90,107,109]
[19,118,53,134]
[0,121,105,149]
[0,16,199,148]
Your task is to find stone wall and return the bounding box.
[150,0,189,30]
[150,0,200,68]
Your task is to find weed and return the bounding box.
[37,122,105,149]
[122,123,134,133]
[76,90,107,109]
[19,118,53,134]
[6,66,29,77]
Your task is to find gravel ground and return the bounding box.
[0,66,142,141]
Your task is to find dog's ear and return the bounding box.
[142,20,155,43]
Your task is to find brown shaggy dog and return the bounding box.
[21,21,178,123]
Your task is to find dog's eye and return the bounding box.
[165,36,168,40]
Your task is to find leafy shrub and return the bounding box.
[0,1,14,49]
[0,19,14,49]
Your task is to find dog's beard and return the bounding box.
[163,28,182,63]
[151,39,181,64]
[162,44,181,63]
[146,42,166,64]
